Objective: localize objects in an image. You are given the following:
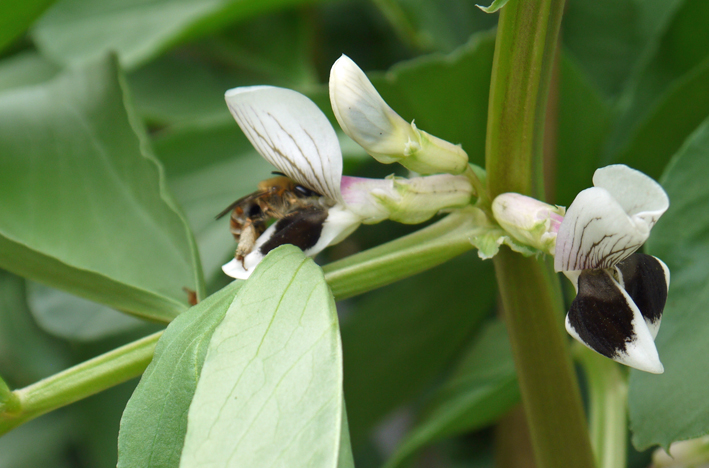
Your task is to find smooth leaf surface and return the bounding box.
[629,117,709,449]
[554,52,612,206]
[562,0,644,97]
[342,251,496,442]
[32,0,320,69]
[0,271,68,387]
[476,0,509,14]
[0,52,59,93]
[0,55,202,322]
[605,0,709,170]
[613,56,709,181]
[0,0,56,52]
[27,282,145,342]
[384,320,519,468]
[180,246,352,467]
[117,280,242,468]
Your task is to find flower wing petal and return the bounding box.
[554,187,648,271]
[593,164,669,228]
[615,253,670,340]
[566,269,663,374]
[225,86,343,203]
[222,205,360,280]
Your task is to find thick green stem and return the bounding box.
[485,0,596,466]
[324,209,477,300]
[0,331,160,435]
[576,345,628,468]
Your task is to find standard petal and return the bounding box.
[554,187,649,271]
[593,165,669,230]
[565,269,663,374]
[614,253,670,340]
[329,55,411,160]
[225,86,343,203]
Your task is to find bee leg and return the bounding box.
[235,221,259,269]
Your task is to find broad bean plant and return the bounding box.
[1,0,709,467]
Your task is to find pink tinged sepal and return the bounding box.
[340,174,472,225]
[491,193,564,255]
[225,86,344,204]
[555,165,669,272]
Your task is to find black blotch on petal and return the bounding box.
[568,269,636,359]
[615,253,667,326]
[259,207,328,256]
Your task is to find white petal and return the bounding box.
[593,165,669,229]
[225,86,343,203]
[555,187,650,271]
[329,55,412,159]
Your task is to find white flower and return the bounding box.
[555,165,670,373]
[221,85,472,279]
[329,55,469,175]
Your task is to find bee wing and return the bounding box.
[225,86,343,203]
[215,191,261,220]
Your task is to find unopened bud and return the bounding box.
[492,193,564,255]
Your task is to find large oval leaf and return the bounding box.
[117,281,242,468]
[180,245,352,468]
[0,55,203,322]
[32,0,320,70]
[629,117,709,449]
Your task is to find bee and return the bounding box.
[216,174,326,268]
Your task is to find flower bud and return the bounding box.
[340,174,472,224]
[492,193,565,255]
[329,55,468,175]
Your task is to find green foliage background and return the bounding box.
[2,0,709,466]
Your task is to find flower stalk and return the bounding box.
[0,331,160,435]
[485,0,595,466]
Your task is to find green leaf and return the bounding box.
[0,0,56,52]
[384,320,519,468]
[26,282,145,342]
[612,56,709,181]
[0,271,69,387]
[0,55,203,322]
[561,0,644,97]
[629,116,709,449]
[117,280,241,468]
[370,30,496,167]
[605,0,709,171]
[180,246,353,467]
[476,0,508,14]
[342,251,496,442]
[555,52,612,206]
[0,52,59,93]
[32,0,322,70]
[0,413,74,468]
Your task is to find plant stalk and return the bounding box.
[576,345,628,468]
[0,331,160,435]
[485,0,596,466]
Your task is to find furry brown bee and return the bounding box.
[216,175,325,268]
